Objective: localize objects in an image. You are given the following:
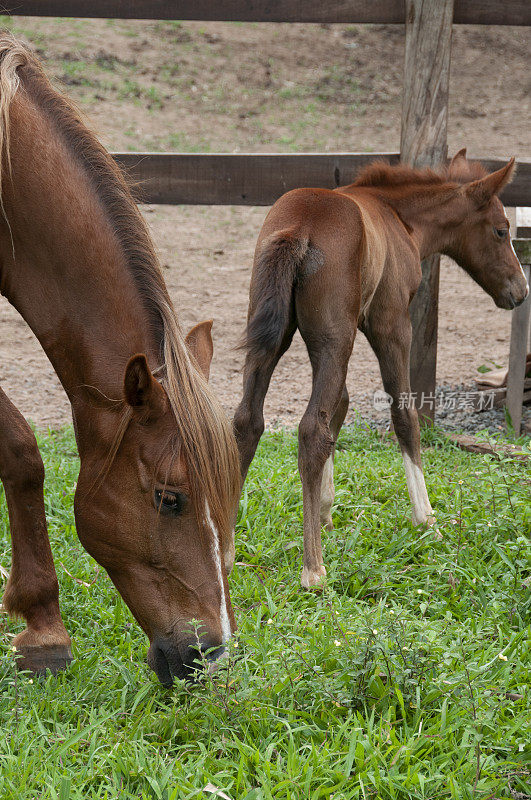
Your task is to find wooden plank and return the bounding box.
[480,160,531,208]
[516,208,531,239]
[513,240,531,264]
[400,0,454,425]
[506,264,531,434]
[447,433,529,462]
[116,152,400,205]
[111,153,531,206]
[1,0,529,24]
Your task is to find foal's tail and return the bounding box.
[242,229,321,362]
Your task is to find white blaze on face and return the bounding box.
[402,452,433,525]
[503,205,529,295]
[205,502,232,644]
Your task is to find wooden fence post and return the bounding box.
[400,0,455,423]
[506,230,531,434]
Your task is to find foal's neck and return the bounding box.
[0,92,159,430]
[378,182,461,260]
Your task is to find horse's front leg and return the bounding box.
[0,387,72,675]
[363,313,435,528]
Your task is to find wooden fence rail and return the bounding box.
[2,0,530,25]
[115,153,531,206]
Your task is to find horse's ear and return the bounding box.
[466,158,516,207]
[124,354,167,414]
[450,148,467,168]
[185,320,214,381]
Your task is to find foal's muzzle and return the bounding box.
[496,280,529,310]
[148,635,225,686]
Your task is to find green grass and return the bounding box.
[1,424,530,799]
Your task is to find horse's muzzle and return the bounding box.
[495,271,529,310]
[147,635,225,686]
[496,283,529,310]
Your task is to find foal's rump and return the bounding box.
[243,189,364,363]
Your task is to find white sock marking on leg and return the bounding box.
[402,452,433,525]
[205,502,232,644]
[320,453,335,522]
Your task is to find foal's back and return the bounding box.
[255,184,418,326]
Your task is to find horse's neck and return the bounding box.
[0,93,158,416]
[377,184,458,259]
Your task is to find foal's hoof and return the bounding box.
[321,516,334,532]
[300,566,327,590]
[14,643,73,677]
[424,514,443,540]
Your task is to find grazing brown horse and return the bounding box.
[0,35,241,685]
[234,150,528,588]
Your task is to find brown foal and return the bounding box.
[0,35,240,685]
[234,150,528,588]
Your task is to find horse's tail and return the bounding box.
[241,229,315,362]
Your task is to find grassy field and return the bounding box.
[0,424,530,799]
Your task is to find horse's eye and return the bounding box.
[154,489,186,516]
[494,227,508,240]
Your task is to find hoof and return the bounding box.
[14,643,73,677]
[301,565,327,590]
[412,509,435,527]
[425,514,443,540]
[321,517,334,532]
[412,512,443,540]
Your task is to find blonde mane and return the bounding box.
[0,32,240,538]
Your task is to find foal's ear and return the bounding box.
[466,158,516,208]
[450,148,467,167]
[124,354,167,415]
[185,319,214,381]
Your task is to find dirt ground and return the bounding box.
[0,18,529,429]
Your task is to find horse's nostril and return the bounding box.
[147,641,174,687]
[148,636,225,686]
[510,291,526,309]
[201,642,226,664]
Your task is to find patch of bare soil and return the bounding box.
[0,204,519,430]
[0,19,528,429]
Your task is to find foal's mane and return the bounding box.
[0,33,240,537]
[354,159,488,189]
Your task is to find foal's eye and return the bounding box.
[154,489,186,516]
[494,227,508,240]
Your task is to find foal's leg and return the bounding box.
[231,331,294,572]
[319,385,349,531]
[233,327,295,482]
[362,315,434,526]
[0,388,72,674]
[298,336,354,588]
